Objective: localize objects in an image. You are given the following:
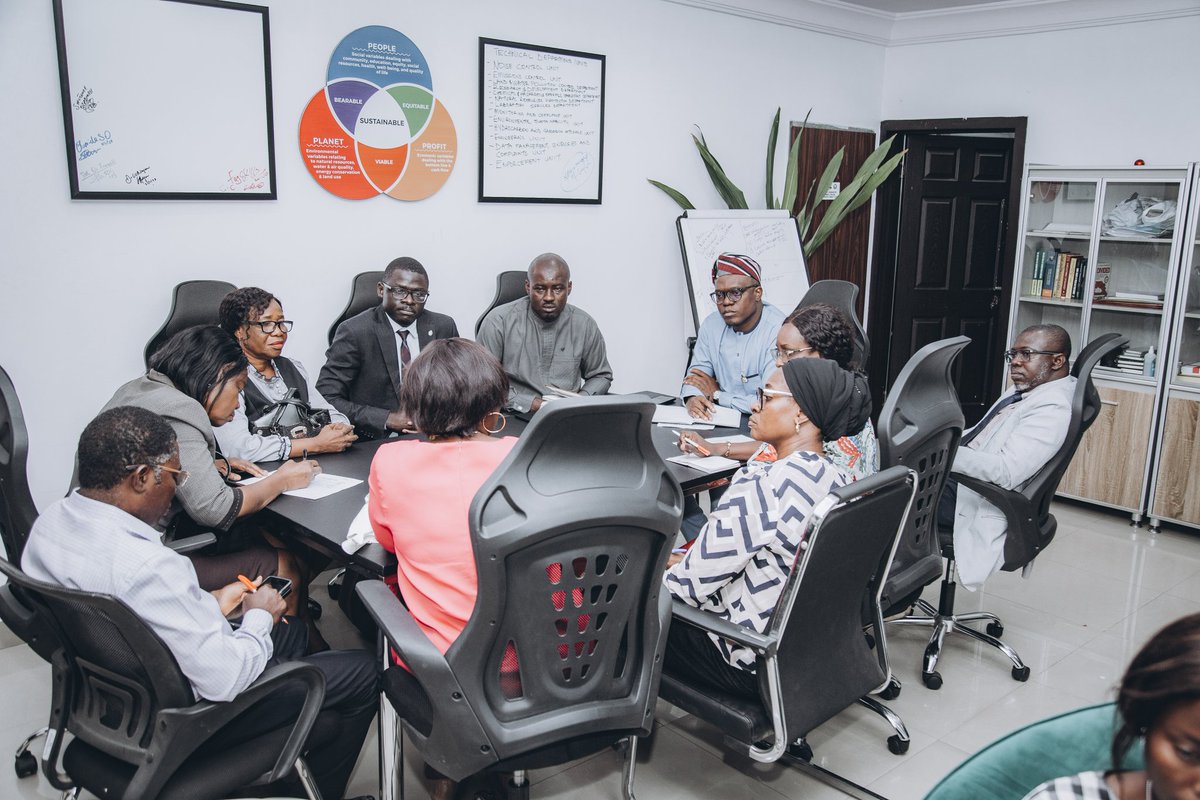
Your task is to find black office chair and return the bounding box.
[142,280,236,367]
[327,270,385,345]
[474,270,527,336]
[874,336,970,694]
[794,279,870,369]
[658,466,916,796]
[357,396,682,799]
[894,333,1127,690]
[0,363,35,563]
[0,556,336,800]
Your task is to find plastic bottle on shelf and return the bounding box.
[1144,346,1157,378]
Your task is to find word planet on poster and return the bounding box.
[299,26,457,201]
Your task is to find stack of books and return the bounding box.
[1178,363,1200,386]
[1115,349,1147,375]
[1025,249,1088,300]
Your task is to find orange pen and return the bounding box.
[237,574,287,623]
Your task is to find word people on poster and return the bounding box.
[300,26,457,201]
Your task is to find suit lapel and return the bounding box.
[415,310,438,348]
[372,308,403,392]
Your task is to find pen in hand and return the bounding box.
[674,431,711,457]
[237,574,288,623]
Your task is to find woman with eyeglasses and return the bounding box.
[679,303,879,478]
[97,325,318,598]
[215,287,357,462]
[1021,612,1200,800]
[664,357,872,698]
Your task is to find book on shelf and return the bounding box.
[1093,263,1111,299]
[1180,362,1200,376]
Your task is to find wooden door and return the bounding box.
[791,123,877,320]
[887,134,1014,426]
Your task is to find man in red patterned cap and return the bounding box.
[680,253,786,420]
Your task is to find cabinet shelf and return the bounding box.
[1091,302,1164,315]
[1092,367,1158,387]
[1098,235,1174,245]
[1025,230,1090,241]
[1018,295,1083,308]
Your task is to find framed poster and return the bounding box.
[53,0,276,200]
[479,38,605,204]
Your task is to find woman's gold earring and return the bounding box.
[483,412,507,435]
[795,417,803,435]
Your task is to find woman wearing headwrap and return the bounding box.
[663,358,872,698]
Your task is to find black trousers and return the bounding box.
[663,618,758,700]
[224,619,379,799]
[938,477,959,533]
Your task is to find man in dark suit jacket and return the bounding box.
[317,257,458,438]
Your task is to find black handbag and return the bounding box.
[250,388,331,439]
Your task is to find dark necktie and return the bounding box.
[961,391,1023,446]
[397,330,411,368]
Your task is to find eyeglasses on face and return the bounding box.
[709,283,760,303]
[771,345,816,361]
[1003,348,1062,363]
[379,283,430,302]
[125,463,189,488]
[755,387,793,408]
[245,320,293,334]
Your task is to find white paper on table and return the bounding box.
[342,495,376,554]
[707,434,755,444]
[667,453,741,471]
[238,471,362,499]
[652,404,741,429]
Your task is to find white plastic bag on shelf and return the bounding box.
[1102,192,1176,237]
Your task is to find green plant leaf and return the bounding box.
[806,148,844,226]
[765,108,780,208]
[840,150,905,217]
[647,179,696,210]
[694,133,747,209]
[780,109,812,214]
[807,138,904,252]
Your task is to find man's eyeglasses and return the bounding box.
[125,463,189,488]
[1003,348,1062,363]
[709,284,759,303]
[379,283,430,302]
[245,320,293,334]
[755,387,793,408]
[771,345,816,361]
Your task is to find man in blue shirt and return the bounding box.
[681,253,785,420]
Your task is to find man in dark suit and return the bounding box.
[317,257,459,438]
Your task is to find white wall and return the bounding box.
[881,16,1200,165]
[0,0,885,508]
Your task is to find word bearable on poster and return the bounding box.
[299,26,457,200]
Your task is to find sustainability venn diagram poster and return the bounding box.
[300,27,457,201]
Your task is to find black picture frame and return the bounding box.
[478,38,605,204]
[53,0,277,200]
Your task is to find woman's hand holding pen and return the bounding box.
[276,458,320,491]
[676,430,712,456]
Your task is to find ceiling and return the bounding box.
[832,0,1017,12]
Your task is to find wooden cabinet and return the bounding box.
[1059,383,1155,512]
[1151,396,1200,524]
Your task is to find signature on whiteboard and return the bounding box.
[560,151,591,192]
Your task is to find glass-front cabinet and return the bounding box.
[1012,166,1192,520]
[1149,165,1200,531]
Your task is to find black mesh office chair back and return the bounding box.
[358,397,682,795]
[0,363,35,563]
[793,279,870,369]
[475,270,528,336]
[875,336,969,616]
[658,466,916,793]
[0,556,332,800]
[143,280,236,367]
[327,270,385,345]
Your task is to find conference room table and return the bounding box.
[263,409,750,578]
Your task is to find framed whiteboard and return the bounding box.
[677,210,810,335]
[53,0,276,200]
[478,38,605,204]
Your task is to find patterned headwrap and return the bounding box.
[781,358,872,442]
[711,253,762,284]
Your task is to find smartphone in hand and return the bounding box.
[261,575,293,599]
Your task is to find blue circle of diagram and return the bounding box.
[327,26,434,92]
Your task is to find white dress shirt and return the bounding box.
[22,491,275,703]
[386,315,422,380]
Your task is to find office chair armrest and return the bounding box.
[670,599,776,658]
[166,533,217,553]
[356,580,456,681]
[953,475,1033,529]
[152,661,327,787]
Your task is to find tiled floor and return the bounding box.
[3,499,1199,799]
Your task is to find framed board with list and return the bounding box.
[52,0,276,200]
[478,38,605,204]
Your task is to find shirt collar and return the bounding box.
[385,315,417,335]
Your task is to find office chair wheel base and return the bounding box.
[879,677,901,700]
[306,598,323,620]
[887,735,909,756]
[14,750,36,778]
[986,621,1004,637]
[922,671,943,690]
[1012,665,1030,682]
[786,739,813,762]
